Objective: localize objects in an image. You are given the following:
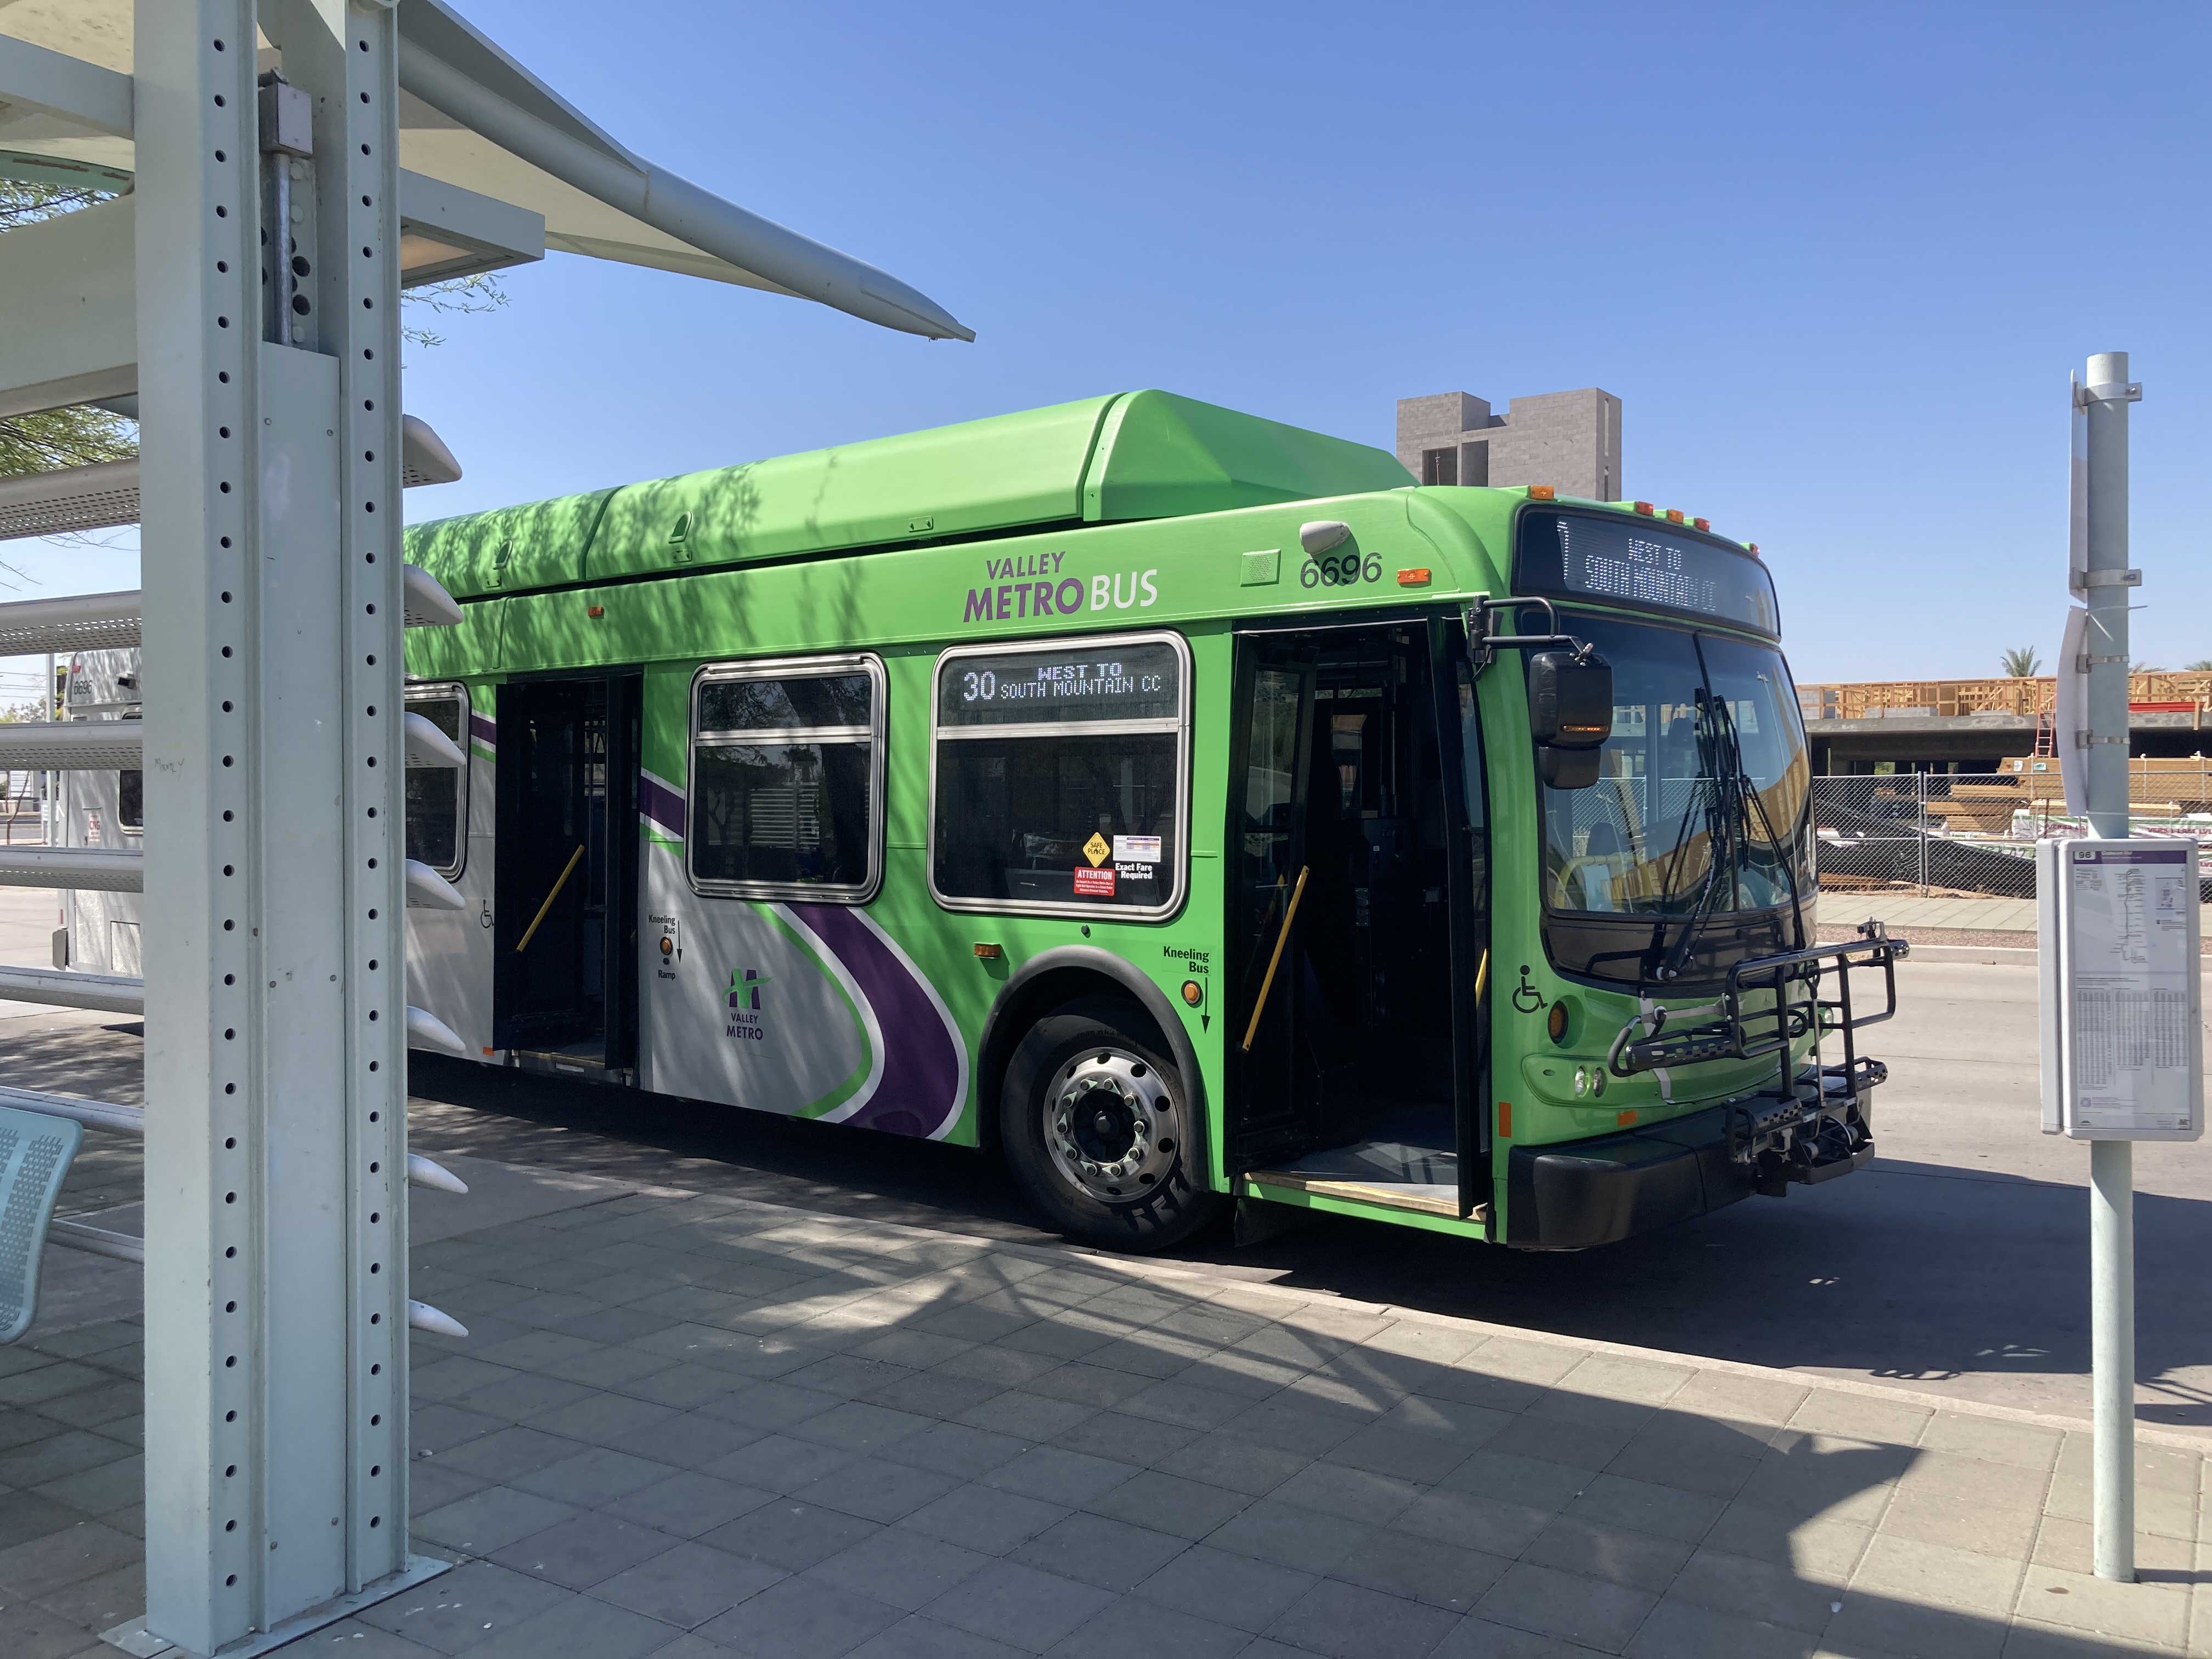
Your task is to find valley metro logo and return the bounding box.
[726,967,769,1042]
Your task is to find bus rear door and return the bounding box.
[493,674,641,1071]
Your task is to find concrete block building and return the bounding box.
[1397,387,1623,501]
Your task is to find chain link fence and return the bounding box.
[1812,772,2043,899]
[1811,770,2212,901]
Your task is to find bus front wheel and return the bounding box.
[1002,1001,1223,1251]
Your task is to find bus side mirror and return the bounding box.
[1528,650,1612,791]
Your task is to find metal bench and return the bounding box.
[0,1102,83,1344]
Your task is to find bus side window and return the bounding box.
[930,633,1190,919]
[404,686,468,877]
[687,655,885,902]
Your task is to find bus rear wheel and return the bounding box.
[1001,1001,1222,1251]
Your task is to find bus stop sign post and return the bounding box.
[2038,352,2188,1588]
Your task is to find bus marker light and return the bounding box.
[1693,517,1711,532]
[973,943,1003,960]
[1527,485,1555,501]
[1396,568,1431,587]
[1547,1000,1569,1044]
[1498,1101,1513,1137]
[1616,1109,1638,1127]
[1633,500,1654,516]
[1664,509,1685,524]
[1748,543,1760,557]
[587,604,605,618]
[1180,979,1203,1006]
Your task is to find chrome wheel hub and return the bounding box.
[1045,1047,1180,1204]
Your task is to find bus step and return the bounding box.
[1245,1140,1474,1220]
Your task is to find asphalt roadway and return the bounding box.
[5,876,2208,1438]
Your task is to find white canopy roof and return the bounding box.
[0,0,972,340]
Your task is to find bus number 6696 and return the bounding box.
[1300,552,1383,588]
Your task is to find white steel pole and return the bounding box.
[2083,351,2132,844]
[137,2,417,1650]
[135,4,276,1644]
[2081,348,2137,1582]
[42,650,53,844]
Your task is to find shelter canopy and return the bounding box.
[0,0,971,340]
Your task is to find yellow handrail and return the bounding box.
[513,844,585,955]
[1240,866,1309,1053]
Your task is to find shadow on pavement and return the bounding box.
[402,1054,2212,1433]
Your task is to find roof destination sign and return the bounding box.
[938,640,1182,727]
[2039,838,2205,1141]
[1515,510,1782,638]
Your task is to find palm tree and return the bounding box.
[2186,659,2212,673]
[2000,646,2041,678]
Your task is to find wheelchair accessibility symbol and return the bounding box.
[1510,964,1542,1014]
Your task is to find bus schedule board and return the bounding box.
[1516,510,1781,639]
[2038,838,2204,1141]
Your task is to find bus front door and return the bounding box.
[493,675,641,1070]
[1229,622,1482,1222]
[1228,641,1319,1167]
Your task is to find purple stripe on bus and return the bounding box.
[469,713,496,747]
[638,774,686,839]
[788,902,962,1139]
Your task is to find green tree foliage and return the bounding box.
[1999,646,2041,677]
[0,178,136,479]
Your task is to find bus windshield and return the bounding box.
[1537,613,1810,925]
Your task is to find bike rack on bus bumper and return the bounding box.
[1604,926,1911,1195]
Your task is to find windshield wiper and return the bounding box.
[1738,749,1809,952]
[1654,690,1745,985]
[1652,693,1809,985]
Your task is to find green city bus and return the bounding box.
[400,390,1904,1251]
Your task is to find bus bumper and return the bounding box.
[1504,1061,1882,1249]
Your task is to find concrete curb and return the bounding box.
[1893,944,2212,969]
[596,1171,2212,1455]
[1897,943,2039,964]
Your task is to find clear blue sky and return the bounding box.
[8,1,2209,689]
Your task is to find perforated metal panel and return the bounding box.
[0,722,142,771]
[0,1104,84,1345]
[0,849,145,893]
[0,459,142,544]
[0,590,143,656]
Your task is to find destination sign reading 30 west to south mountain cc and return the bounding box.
[937,641,1182,726]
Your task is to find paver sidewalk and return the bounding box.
[2,1172,2207,1657]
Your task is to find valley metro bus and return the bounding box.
[60,390,1909,1251]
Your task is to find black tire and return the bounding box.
[1000,998,1225,1251]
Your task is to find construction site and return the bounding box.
[1802,673,2212,917]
